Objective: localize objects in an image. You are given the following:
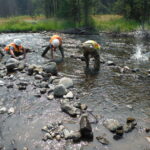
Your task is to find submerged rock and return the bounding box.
[43,62,57,75]
[96,136,109,145]
[8,107,15,115]
[59,77,74,89]
[54,84,67,97]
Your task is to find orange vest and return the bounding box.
[4,43,23,53]
[49,35,62,45]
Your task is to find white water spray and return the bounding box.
[131,31,149,62]
[131,44,149,62]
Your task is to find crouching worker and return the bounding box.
[4,39,29,60]
[41,35,64,61]
[81,40,101,72]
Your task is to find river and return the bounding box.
[0,32,150,150]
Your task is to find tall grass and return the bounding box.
[92,15,141,32]
[0,16,75,32]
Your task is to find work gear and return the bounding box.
[14,39,22,46]
[51,39,60,48]
[4,43,23,53]
[83,40,101,50]
[49,35,62,46]
[82,40,101,71]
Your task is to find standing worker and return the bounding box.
[4,39,27,60]
[41,35,64,61]
[81,40,101,71]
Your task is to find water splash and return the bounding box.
[131,44,149,62]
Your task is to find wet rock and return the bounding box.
[49,76,58,83]
[80,104,88,110]
[8,107,15,115]
[39,82,49,88]
[63,128,71,139]
[23,147,28,150]
[63,91,74,99]
[18,85,26,90]
[115,126,124,136]
[96,136,109,145]
[40,88,47,94]
[132,68,140,73]
[27,64,43,75]
[126,105,133,110]
[145,136,150,143]
[121,66,131,73]
[48,84,55,93]
[103,119,121,132]
[6,58,19,71]
[65,130,81,141]
[107,61,115,66]
[60,99,81,117]
[43,62,57,75]
[0,80,5,86]
[35,74,43,80]
[80,114,93,140]
[0,107,7,114]
[18,63,25,71]
[42,133,52,141]
[145,128,150,133]
[7,83,14,88]
[54,84,67,97]
[59,77,74,89]
[123,118,137,133]
[47,94,54,100]
[55,135,61,141]
[126,117,135,124]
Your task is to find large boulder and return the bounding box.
[54,84,67,97]
[6,58,19,71]
[59,77,73,89]
[43,62,57,75]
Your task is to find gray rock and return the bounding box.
[61,99,81,117]
[65,130,81,141]
[107,61,115,66]
[0,80,5,86]
[63,91,74,99]
[43,62,57,75]
[35,74,43,80]
[59,77,73,89]
[0,107,7,114]
[103,119,121,132]
[6,58,19,71]
[96,136,109,145]
[47,94,54,100]
[8,107,15,115]
[80,114,93,140]
[54,84,67,97]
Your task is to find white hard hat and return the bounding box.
[51,39,60,47]
[14,39,22,46]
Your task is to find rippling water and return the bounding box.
[0,32,150,150]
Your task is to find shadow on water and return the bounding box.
[0,32,150,150]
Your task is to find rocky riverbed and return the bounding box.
[0,32,150,150]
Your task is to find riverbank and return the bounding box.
[0,15,150,33]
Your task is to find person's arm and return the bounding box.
[9,47,17,59]
[41,45,50,57]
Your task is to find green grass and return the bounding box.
[0,16,75,32]
[92,15,147,32]
[0,15,149,33]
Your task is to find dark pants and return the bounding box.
[83,50,100,71]
[42,45,64,59]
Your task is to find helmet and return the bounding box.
[51,39,60,47]
[14,39,22,46]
